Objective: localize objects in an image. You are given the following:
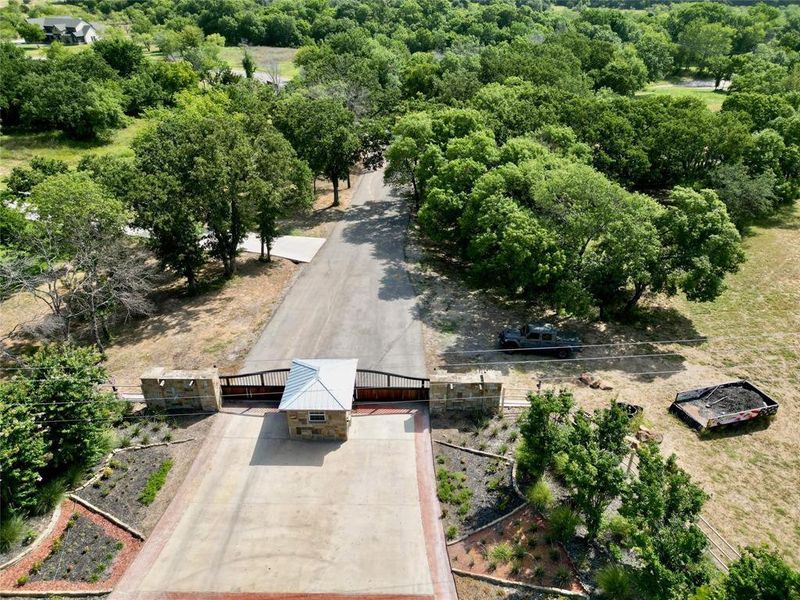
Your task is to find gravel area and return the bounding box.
[77,446,171,531]
[432,410,522,458]
[435,444,523,538]
[29,514,120,583]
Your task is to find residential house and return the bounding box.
[26,16,99,45]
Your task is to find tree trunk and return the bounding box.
[267,240,272,262]
[332,176,340,207]
[347,173,351,189]
[411,174,420,210]
[186,269,197,291]
[624,283,646,314]
[260,237,267,262]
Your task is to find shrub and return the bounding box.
[446,525,458,540]
[16,575,28,587]
[35,479,66,515]
[603,515,633,546]
[119,435,132,448]
[140,433,151,445]
[498,443,508,455]
[549,506,580,543]
[0,515,25,552]
[138,459,173,505]
[554,566,571,587]
[596,565,635,600]
[100,467,114,480]
[534,565,545,579]
[512,543,526,560]
[549,546,561,562]
[552,451,569,477]
[507,431,518,442]
[489,542,514,563]
[527,480,554,512]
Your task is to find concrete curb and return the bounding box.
[0,504,62,572]
[0,590,112,597]
[451,569,588,598]
[446,501,531,546]
[434,439,513,462]
[68,495,145,541]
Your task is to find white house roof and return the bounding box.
[278,358,358,412]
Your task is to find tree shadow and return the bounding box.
[340,185,419,303]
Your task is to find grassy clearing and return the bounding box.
[0,117,148,182]
[637,79,726,111]
[218,45,299,79]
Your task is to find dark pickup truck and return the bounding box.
[498,323,583,358]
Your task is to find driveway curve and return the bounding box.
[241,169,426,377]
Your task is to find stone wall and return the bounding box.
[286,410,349,441]
[429,381,503,416]
[140,367,221,412]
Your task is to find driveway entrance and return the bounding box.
[112,407,451,599]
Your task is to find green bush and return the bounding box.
[596,565,635,600]
[603,515,633,546]
[138,459,173,505]
[488,542,514,563]
[548,505,580,543]
[35,479,66,515]
[0,515,25,552]
[526,479,554,512]
[555,566,571,586]
[445,525,458,540]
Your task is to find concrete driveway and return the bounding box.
[241,169,426,377]
[112,408,450,599]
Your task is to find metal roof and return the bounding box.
[278,358,358,412]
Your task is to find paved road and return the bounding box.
[241,169,427,377]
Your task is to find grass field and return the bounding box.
[218,45,299,79]
[0,118,148,182]
[637,79,727,111]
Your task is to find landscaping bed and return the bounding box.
[432,411,522,458]
[435,444,523,539]
[448,506,585,594]
[28,514,121,584]
[454,574,568,600]
[0,511,53,568]
[76,445,172,531]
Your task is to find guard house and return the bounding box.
[279,358,358,441]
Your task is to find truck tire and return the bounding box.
[502,342,519,352]
[557,348,569,359]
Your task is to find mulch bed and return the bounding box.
[448,505,585,594]
[29,514,120,583]
[76,445,172,531]
[435,444,523,538]
[0,500,141,593]
[432,410,522,458]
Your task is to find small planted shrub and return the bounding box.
[138,459,173,505]
[509,558,522,575]
[23,529,37,546]
[526,480,553,512]
[549,505,580,543]
[487,477,501,492]
[549,546,561,562]
[16,575,28,587]
[512,543,526,560]
[596,565,635,600]
[554,566,571,587]
[100,467,114,480]
[478,441,487,451]
[507,431,518,442]
[488,542,514,563]
[534,565,545,579]
[0,515,25,552]
[119,434,132,448]
[162,431,173,442]
[436,455,445,464]
[35,479,66,515]
[498,443,508,455]
[140,433,151,445]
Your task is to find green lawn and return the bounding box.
[0,117,148,182]
[637,80,726,111]
[218,45,299,79]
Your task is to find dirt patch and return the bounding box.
[77,446,170,532]
[449,506,584,594]
[435,444,522,539]
[454,574,567,600]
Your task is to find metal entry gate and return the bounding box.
[220,368,429,405]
